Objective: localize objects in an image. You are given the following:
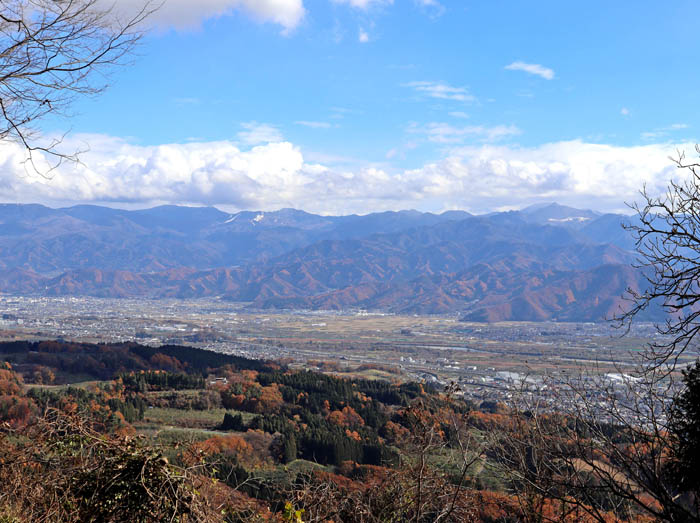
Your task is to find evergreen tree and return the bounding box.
[282,433,297,463]
[669,360,700,492]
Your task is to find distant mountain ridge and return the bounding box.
[0,202,645,321]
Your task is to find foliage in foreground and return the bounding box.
[0,409,216,522]
[0,339,698,522]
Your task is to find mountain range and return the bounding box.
[0,202,649,322]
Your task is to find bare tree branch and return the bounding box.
[0,0,158,175]
[614,147,700,372]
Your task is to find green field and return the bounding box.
[141,407,258,429]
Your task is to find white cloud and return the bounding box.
[0,136,691,215]
[414,0,445,16]
[237,122,283,145]
[112,0,305,32]
[358,28,370,42]
[334,0,437,14]
[641,123,690,141]
[295,121,332,129]
[448,111,469,119]
[620,107,630,116]
[333,0,393,9]
[505,61,555,80]
[434,141,686,213]
[385,141,417,161]
[405,81,475,103]
[409,122,521,144]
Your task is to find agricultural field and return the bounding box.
[0,296,686,408]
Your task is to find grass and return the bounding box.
[25,380,100,391]
[137,426,222,446]
[332,368,401,381]
[143,389,204,397]
[142,407,258,429]
[283,459,330,473]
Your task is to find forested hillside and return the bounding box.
[0,203,648,321]
[0,340,694,522]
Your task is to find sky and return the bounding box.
[1,0,699,215]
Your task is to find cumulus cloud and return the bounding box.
[0,136,690,215]
[505,61,555,80]
[358,28,370,42]
[112,0,305,32]
[431,141,682,213]
[0,137,308,210]
[405,81,475,103]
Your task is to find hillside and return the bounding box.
[0,203,644,321]
[0,339,648,522]
[0,339,680,522]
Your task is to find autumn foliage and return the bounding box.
[0,340,685,521]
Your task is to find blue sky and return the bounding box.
[3,0,699,214]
